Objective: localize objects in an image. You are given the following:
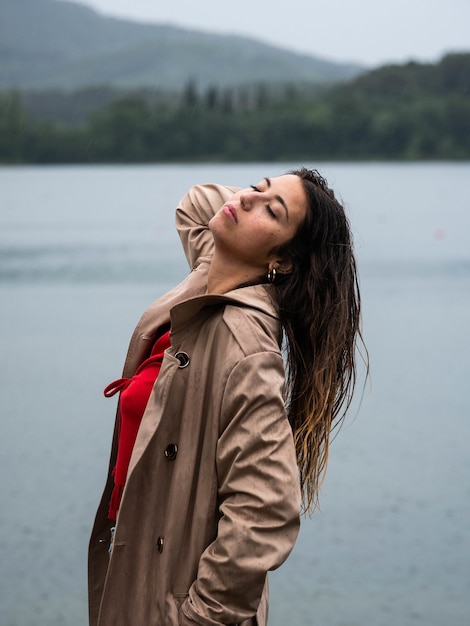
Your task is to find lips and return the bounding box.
[223,204,238,223]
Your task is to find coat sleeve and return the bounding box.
[181,352,302,626]
[175,184,240,270]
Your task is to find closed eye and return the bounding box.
[266,205,276,218]
[251,184,276,218]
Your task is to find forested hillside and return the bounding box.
[1,53,469,162]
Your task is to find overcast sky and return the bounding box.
[63,0,469,67]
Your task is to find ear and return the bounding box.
[272,256,294,275]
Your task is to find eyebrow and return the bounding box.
[264,177,289,221]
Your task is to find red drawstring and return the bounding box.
[104,378,131,398]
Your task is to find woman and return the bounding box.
[88,167,364,626]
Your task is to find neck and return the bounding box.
[207,252,263,294]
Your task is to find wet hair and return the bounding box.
[273,167,367,512]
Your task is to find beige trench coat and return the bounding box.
[88,184,301,626]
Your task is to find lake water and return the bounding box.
[1,163,469,626]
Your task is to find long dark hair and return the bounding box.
[274,167,366,512]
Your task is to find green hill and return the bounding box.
[335,53,470,98]
[0,0,364,91]
[2,52,469,162]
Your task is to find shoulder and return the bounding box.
[172,284,280,357]
[221,301,281,358]
[183,285,281,359]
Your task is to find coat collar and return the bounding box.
[169,264,278,335]
[122,258,278,377]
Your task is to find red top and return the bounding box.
[104,328,171,519]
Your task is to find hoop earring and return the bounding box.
[267,267,277,283]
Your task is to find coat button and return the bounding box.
[175,351,190,368]
[157,536,164,552]
[164,443,178,460]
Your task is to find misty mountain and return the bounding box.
[0,0,364,91]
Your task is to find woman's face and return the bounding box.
[209,174,308,273]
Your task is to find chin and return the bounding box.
[208,213,227,239]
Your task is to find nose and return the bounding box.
[240,189,257,211]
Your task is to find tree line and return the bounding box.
[1,53,469,163]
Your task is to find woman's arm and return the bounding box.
[176,184,239,270]
[180,352,301,625]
